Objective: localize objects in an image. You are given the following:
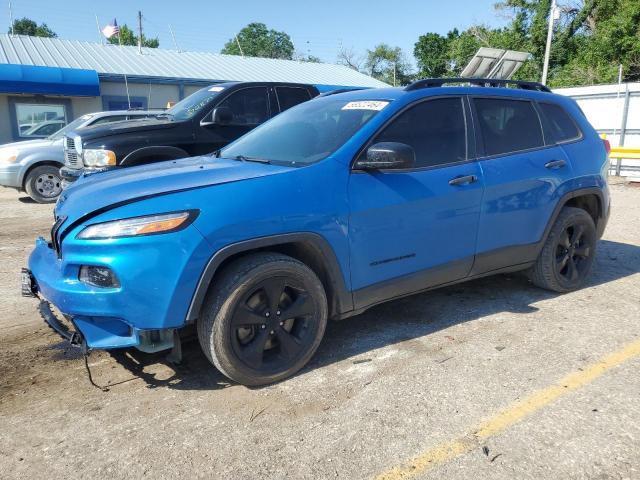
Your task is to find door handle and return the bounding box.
[544,159,566,169]
[448,174,478,186]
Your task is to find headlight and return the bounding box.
[0,149,18,163]
[83,149,116,167]
[76,210,198,240]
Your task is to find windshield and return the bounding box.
[221,97,390,166]
[165,85,226,121]
[49,114,94,140]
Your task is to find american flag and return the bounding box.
[101,19,120,39]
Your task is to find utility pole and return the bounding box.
[137,10,143,54]
[235,34,245,58]
[8,0,14,36]
[541,0,558,85]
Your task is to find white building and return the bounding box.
[554,82,640,177]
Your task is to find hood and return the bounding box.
[73,117,179,141]
[0,138,57,151]
[55,156,291,225]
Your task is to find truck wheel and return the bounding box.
[197,252,328,386]
[528,207,597,293]
[24,165,63,203]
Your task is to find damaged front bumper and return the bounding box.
[23,246,176,353]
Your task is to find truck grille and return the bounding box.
[64,136,81,168]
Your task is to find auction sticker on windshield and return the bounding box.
[342,101,389,111]
[209,86,225,92]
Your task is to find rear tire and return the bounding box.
[197,252,328,386]
[24,165,62,203]
[528,207,597,292]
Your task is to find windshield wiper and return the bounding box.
[233,155,271,164]
[155,112,174,119]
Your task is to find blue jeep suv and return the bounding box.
[25,78,610,386]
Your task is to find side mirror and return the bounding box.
[202,107,233,126]
[355,142,416,170]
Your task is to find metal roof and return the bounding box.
[0,34,387,88]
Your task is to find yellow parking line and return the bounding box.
[375,338,640,480]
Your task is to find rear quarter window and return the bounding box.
[538,102,582,143]
[473,98,544,157]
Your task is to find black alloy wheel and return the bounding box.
[198,252,328,386]
[231,276,316,372]
[554,223,592,283]
[529,206,597,292]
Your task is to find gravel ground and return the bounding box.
[0,182,639,480]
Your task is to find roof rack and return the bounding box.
[404,77,551,93]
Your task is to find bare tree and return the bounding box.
[337,46,363,72]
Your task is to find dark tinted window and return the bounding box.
[276,87,311,112]
[371,97,466,168]
[474,98,544,156]
[218,87,269,125]
[539,102,581,142]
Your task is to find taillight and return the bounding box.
[602,138,611,155]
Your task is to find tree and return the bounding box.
[494,0,640,85]
[365,44,413,86]
[222,23,294,60]
[414,32,450,78]
[294,53,322,63]
[107,24,159,48]
[10,17,57,37]
[337,46,363,71]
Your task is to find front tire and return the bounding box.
[197,252,328,386]
[529,207,597,292]
[24,165,63,203]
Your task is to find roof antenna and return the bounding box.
[235,34,245,58]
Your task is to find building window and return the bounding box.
[16,103,67,138]
[102,96,148,111]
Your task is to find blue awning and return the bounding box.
[0,64,100,96]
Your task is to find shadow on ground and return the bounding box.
[67,239,640,391]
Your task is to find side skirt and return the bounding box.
[342,257,534,321]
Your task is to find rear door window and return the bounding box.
[538,102,581,143]
[370,97,467,169]
[473,98,544,156]
[276,87,312,112]
[217,87,269,125]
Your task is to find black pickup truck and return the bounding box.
[60,81,319,183]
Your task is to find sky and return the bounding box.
[6,0,507,67]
